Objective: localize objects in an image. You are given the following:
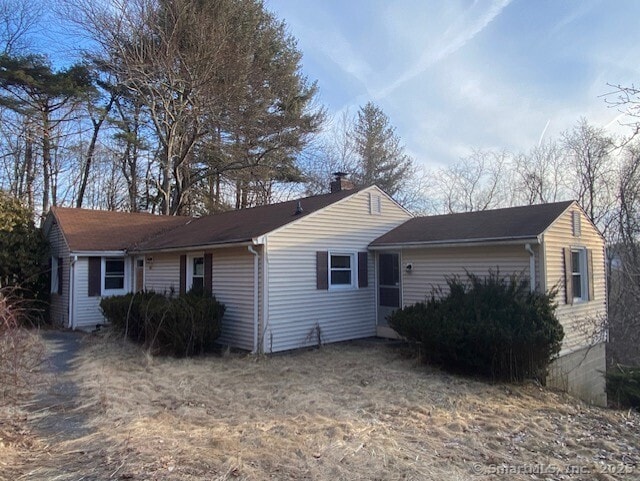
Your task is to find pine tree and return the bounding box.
[0,54,94,214]
[351,102,413,197]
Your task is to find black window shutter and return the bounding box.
[358,252,368,288]
[563,247,573,305]
[57,258,63,295]
[179,254,187,295]
[587,249,595,301]
[204,253,213,295]
[316,251,328,290]
[88,257,102,297]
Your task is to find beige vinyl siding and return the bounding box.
[47,221,70,327]
[265,187,411,353]
[72,257,106,329]
[542,206,607,354]
[213,247,256,351]
[144,253,180,295]
[402,245,532,306]
[141,249,257,350]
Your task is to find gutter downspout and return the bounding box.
[68,255,77,329]
[247,245,259,354]
[263,238,269,354]
[525,244,535,292]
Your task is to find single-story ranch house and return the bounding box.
[44,179,607,405]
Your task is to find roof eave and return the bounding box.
[45,208,73,253]
[69,250,127,256]
[369,236,541,250]
[131,239,258,254]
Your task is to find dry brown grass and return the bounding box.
[0,290,46,403]
[5,333,640,480]
[0,289,47,481]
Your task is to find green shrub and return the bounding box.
[606,366,640,409]
[0,191,49,323]
[389,271,564,382]
[100,291,225,357]
[99,291,157,344]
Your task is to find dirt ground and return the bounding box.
[2,331,639,481]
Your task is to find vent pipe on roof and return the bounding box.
[295,200,303,215]
[330,172,355,193]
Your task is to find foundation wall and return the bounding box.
[547,342,607,406]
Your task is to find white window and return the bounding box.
[187,255,205,292]
[571,248,588,301]
[51,257,59,293]
[329,252,356,289]
[104,258,125,291]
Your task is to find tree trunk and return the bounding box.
[41,109,51,216]
[77,96,114,208]
[213,173,221,209]
[127,151,139,212]
[24,133,34,211]
[235,179,241,210]
[161,154,171,215]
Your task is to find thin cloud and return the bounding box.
[549,0,599,37]
[538,120,551,147]
[268,0,640,169]
[315,29,373,88]
[374,0,512,100]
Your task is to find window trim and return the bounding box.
[186,253,205,292]
[101,257,128,296]
[571,247,588,303]
[328,251,357,290]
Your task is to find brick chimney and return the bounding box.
[330,172,354,193]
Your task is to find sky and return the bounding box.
[265,0,640,169]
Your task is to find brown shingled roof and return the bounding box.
[49,207,192,252]
[370,201,575,247]
[49,187,363,253]
[134,187,362,251]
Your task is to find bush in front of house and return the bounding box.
[0,191,49,323]
[99,291,158,344]
[100,291,225,357]
[389,271,564,382]
[606,366,640,409]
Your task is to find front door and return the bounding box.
[377,252,401,326]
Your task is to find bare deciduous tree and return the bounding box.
[562,118,618,236]
[434,149,514,213]
[515,140,569,205]
[0,0,42,55]
[604,82,640,138]
[300,111,358,196]
[608,142,640,366]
